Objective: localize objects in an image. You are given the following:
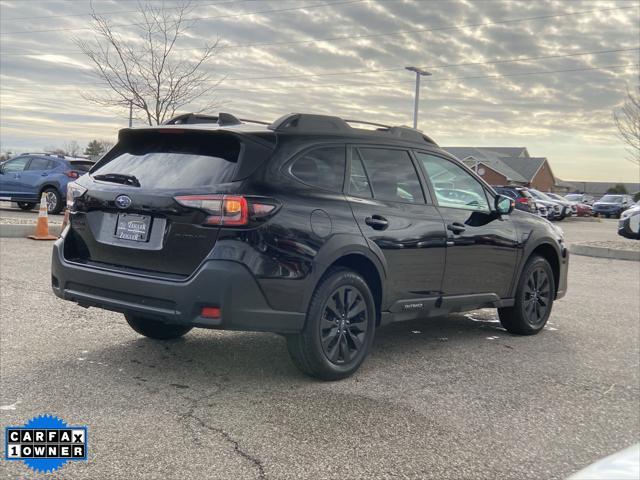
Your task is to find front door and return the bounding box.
[415,151,518,299]
[346,146,447,304]
[0,157,30,199]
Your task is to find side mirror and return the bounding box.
[496,194,514,215]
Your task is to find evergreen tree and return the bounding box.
[84,140,104,158]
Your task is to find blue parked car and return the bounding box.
[0,153,94,214]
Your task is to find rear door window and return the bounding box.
[290,146,345,192]
[348,151,373,198]
[26,157,52,171]
[92,131,241,189]
[357,148,425,204]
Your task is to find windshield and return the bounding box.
[528,189,554,202]
[599,195,623,203]
[565,194,581,201]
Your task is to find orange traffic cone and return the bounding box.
[28,193,58,241]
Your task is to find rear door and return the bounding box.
[416,151,518,298]
[65,129,271,277]
[20,157,55,198]
[346,146,446,304]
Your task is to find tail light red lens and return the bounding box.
[201,306,221,319]
[65,171,80,179]
[174,195,277,227]
[516,197,529,204]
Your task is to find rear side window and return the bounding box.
[93,131,241,189]
[358,148,425,204]
[290,146,345,192]
[26,158,52,171]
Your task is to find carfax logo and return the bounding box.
[4,414,88,474]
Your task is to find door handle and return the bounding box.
[41,172,48,176]
[447,222,466,234]
[365,215,389,230]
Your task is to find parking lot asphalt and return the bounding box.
[1,235,639,479]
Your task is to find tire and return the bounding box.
[125,314,192,340]
[556,215,564,221]
[286,267,376,380]
[41,187,63,214]
[498,255,555,335]
[17,202,36,211]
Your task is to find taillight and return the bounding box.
[66,182,87,209]
[65,170,80,179]
[174,195,277,227]
[516,197,529,204]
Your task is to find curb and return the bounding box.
[0,224,62,238]
[569,243,640,262]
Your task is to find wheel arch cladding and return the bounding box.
[39,183,61,196]
[328,254,383,326]
[529,243,560,297]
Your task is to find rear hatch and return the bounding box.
[63,127,273,277]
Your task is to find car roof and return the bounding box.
[18,153,91,162]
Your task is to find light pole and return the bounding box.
[405,66,432,129]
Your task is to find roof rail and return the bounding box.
[268,113,349,132]
[162,112,437,145]
[269,113,437,145]
[163,112,270,126]
[343,119,391,129]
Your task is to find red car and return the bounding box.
[573,203,593,217]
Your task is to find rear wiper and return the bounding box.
[92,173,141,187]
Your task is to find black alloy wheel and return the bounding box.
[320,285,369,365]
[286,267,376,380]
[521,266,551,327]
[498,255,555,335]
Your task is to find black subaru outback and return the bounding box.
[52,113,568,380]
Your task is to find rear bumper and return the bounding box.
[51,239,305,333]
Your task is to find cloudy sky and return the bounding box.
[1,0,638,181]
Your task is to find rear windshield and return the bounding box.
[70,161,94,172]
[91,131,240,189]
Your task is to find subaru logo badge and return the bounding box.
[115,195,132,209]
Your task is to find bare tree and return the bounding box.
[613,85,640,166]
[98,139,116,153]
[64,141,81,157]
[76,1,222,125]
